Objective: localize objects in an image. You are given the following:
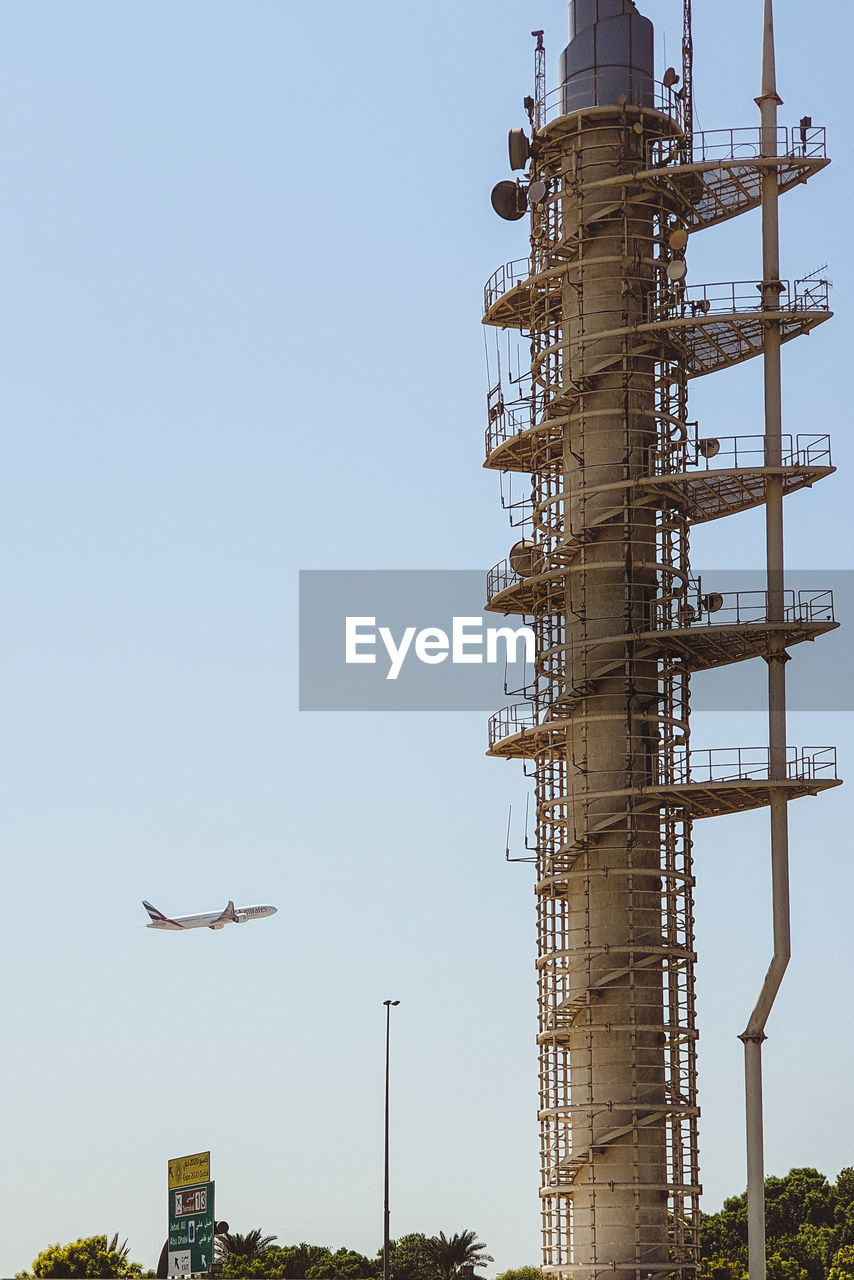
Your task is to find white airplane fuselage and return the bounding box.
[143,900,277,931]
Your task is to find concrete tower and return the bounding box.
[483,3,839,1276]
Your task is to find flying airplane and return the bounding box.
[142,899,277,931]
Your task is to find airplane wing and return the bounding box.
[210,900,238,926]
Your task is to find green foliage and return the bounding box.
[307,1248,379,1279]
[766,1253,809,1280]
[215,1229,278,1261]
[215,1230,491,1280]
[828,1246,854,1280]
[17,1234,143,1278]
[377,1235,430,1280]
[700,1169,854,1280]
[217,1242,378,1280]
[701,1256,746,1280]
[494,1267,541,1280]
[421,1231,493,1280]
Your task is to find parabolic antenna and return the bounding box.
[698,437,721,459]
[667,258,688,282]
[509,539,544,577]
[528,179,547,205]
[663,66,680,88]
[491,180,526,222]
[669,228,689,252]
[702,592,725,614]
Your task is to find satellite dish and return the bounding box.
[702,592,725,614]
[698,437,721,459]
[669,228,689,252]
[667,259,688,283]
[509,539,544,577]
[491,180,526,222]
[663,66,680,89]
[528,179,547,205]
[508,128,530,171]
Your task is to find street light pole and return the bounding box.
[383,999,400,1280]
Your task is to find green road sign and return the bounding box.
[168,1180,215,1275]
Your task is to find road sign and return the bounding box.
[169,1151,211,1190]
[168,1180,215,1275]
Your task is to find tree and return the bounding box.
[215,1229,279,1262]
[700,1168,854,1280]
[422,1231,493,1280]
[829,1246,854,1280]
[217,1256,290,1280]
[307,1248,379,1280]
[700,1257,745,1280]
[495,1267,541,1280]
[766,1253,809,1280]
[16,1234,144,1278]
[216,1243,362,1280]
[377,1234,431,1280]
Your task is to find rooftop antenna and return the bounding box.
[532,30,545,131]
[682,0,694,156]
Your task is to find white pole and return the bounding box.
[740,5,790,1280]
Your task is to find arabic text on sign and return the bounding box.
[168,1152,211,1189]
[175,1188,207,1217]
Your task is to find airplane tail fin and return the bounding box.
[142,900,184,928]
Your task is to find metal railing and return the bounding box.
[651,588,835,633]
[485,422,832,482]
[650,432,832,477]
[646,277,831,324]
[487,559,522,604]
[662,746,838,787]
[484,257,533,314]
[483,265,831,336]
[489,562,835,632]
[488,702,536,747]
[488,707,839,790]
[484,405,538,460]
[650,124,827,169]
[541,76,684,128]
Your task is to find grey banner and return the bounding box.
[299,569,852,712]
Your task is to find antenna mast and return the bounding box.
[682,0,694,155]
[532,29,545,130]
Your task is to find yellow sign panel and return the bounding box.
[168,1151,211,1189]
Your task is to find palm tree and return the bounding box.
[214,1228,278,1261]
[423,1231,493,1280]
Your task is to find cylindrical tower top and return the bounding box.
[561,0,654,113]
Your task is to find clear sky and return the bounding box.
[1,0,852,1274]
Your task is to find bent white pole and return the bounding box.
[740,5,790,1280]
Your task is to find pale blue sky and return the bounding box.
[1,0,852,1274]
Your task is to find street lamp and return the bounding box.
[383,999,400,1280]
